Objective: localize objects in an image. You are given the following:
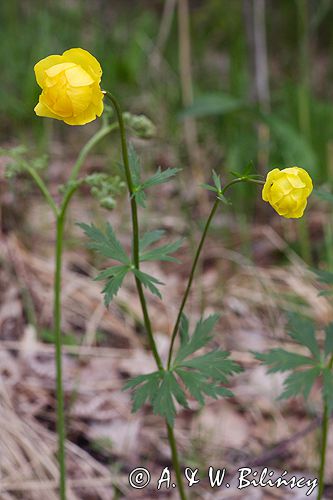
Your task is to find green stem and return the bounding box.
[46,122,117,500]
[103,91,163,371]
[167,177,263,368]
[167,197,219,368]
[68,122,118,184]
[167,424,187,500]
[26,166,58,217]
[54,214,66,500]
[104,91,189,498]
[317,355,333,500]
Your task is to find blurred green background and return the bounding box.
[1,0,333,246]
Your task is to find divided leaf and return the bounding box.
[173,314,242,407]
[128,143,180,207]
[256,312,333,407]
[78,222,129,264]
[254,349,315,373]
[124,313,241,425]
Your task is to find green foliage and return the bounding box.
[314,188,333,205]
[179,92,246,118]
[1,145,47,178]
[132,269,164,299]
[254,313,333,412]
[312,268,333,297]
[78,222,129,264]
[139,232,183,263]
[123,112,156,139]
[124,314,242,425]
[253,349,315,373]
[84,173,125,211]
[80,222,183,304]
[263,115,317,174]
[128,144,181,207]
[99,265,129,306]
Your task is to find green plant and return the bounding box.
[79,89,283,500]
[254,313,333,500]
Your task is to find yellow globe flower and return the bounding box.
[34,48,104,125]
[262,167,313,218]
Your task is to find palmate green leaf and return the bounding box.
[323,368,333,414]
[172,314,241,407]
[140,239,183,263]
[324,323,333,358]
[132,268,164,299]
[78,222,129,265]
[287,313,320,360]
[174,314,220,364]
[254,349,316,373]
[278,367,321,400]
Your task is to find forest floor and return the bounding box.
[0,146,332,499]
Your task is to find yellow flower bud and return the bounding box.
[262,167,313,218]
[34,48,104,126]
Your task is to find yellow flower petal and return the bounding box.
[262,168,280,201]
[62,48,102,81]
[34,55,64,87]
[65,66,95,87]
[34,99,61,120]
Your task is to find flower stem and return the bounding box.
[317,402,328,500]
[54,213,66,500]
[167,423,187,500]
[26,122,118,500]
[167,197,219,368]
[317,355,333,500]
[26,166,59,217]
[104,91,187,498]
[167,177,263,368]
[68,122,118,184]
[103,91,163,371]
